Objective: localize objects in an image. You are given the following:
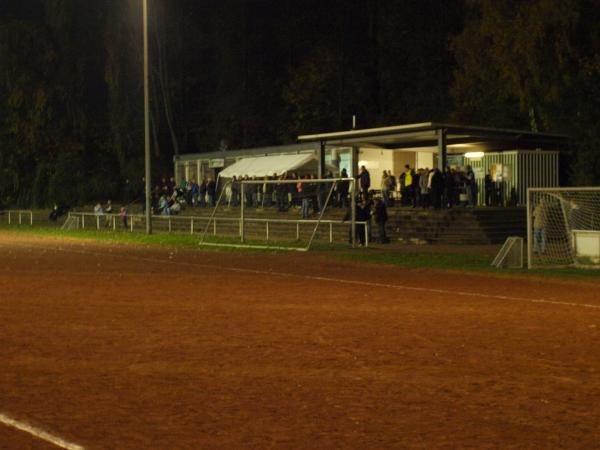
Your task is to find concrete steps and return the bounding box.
[390,207,526,244]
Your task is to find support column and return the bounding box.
[351,146,360,178]
[437,128,447,170]
[318,140,326,178]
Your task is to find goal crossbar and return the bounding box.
[198,177,357,251]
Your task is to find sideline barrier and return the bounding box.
[67,212,369,247]
[1,210,33,226]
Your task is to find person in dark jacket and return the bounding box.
[230,176,240,206]
[206,177,216,207]
[373,198,389,243]
[343,199,370,246]
[443,167,454,208]
[198,178,207,207]
[337,168,350,208]
[431,168,445,209]
[358,165,370,201]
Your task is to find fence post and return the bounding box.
[112,216,116,231]
[329,222,333,243]
[82,215,85,229]
[130,216,134,232]
[29,211,33,225]
[19,212,22,225]
[364,223,369,248]
[168,217,172,233]
[96,216,100,230]
[296,222,300,240]
[213,218,217,236]
[240,183,245,242]
[7,211,11,225]
[266,221,270,241]
[190,218,194,235]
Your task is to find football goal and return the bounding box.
[527,187,600,269]
[198,177,357,251]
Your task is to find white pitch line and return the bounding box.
[5,241,600,311]
[0,413,84,450]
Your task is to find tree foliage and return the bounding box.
[451,0,600,183]
[1,0,599,207]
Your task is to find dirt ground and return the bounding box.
[1,232,600,449]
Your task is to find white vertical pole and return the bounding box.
[296,222,300,240]
[329,222,333,243]
[190,218,194,235]
[240,183,245,242]
[213,219,217,236]
[7,211,10,225]
[266,221,269,241]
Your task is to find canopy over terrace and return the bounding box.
[218,153,319,178]
[297,122,568,177]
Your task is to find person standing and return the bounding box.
[431,168,444,209]
[120,207,128,228]
[400,164,413,207]
[443,167,454,208]
[344,199,370,246]
[298,176,312,219]
[411,168,420,208]
[381,170,392,207]
[484,171,495,206]
[419,168,430,208]
[373,198,389,243]
[206,177,216,207]
[337,168,350,208]
[104,200,113,227]
[358,165,371,201]
[465,165,477,207]
[198,178,207,207]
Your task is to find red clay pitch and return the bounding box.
[1,233,600,449]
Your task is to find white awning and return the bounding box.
[218,154,317,178]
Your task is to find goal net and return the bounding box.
[527,187,600,268]
[198,177,357,251]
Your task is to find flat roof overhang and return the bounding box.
[297,122,568,152]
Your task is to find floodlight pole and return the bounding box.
[143,0,152,234]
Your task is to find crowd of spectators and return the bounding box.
[154,162,499,217]
[95,162,492,217]
[376,164,480,209]
[175,171,350,216]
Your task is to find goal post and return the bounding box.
[199,177,357,251]
[527,187,600,269]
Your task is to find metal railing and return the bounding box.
[67,212,369,246]
[1,210,33,225]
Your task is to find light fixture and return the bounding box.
[464,152,485,158]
